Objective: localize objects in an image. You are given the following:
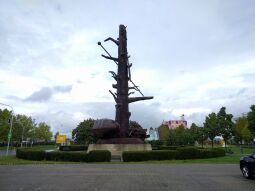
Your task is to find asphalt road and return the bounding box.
[0,164,254,191]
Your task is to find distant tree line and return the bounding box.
[158,105,255,148]
[71,104,255,147]
[0,109,53,145]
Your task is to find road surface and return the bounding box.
[0,164,254,191]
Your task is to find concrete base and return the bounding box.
[88,144,152,156]
[96,138,144,144]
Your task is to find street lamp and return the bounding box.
[0,102,14,156]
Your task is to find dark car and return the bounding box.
[240,152,255,178]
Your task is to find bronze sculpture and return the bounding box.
[93,25,153,144]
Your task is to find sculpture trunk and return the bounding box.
[116,25,130,137]
[94,24,154,143]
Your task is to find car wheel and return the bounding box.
[242,166,252,179]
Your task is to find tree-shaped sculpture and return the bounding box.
[93,25,153,144]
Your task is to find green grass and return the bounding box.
[0,145,58,151]
[0,155,80,165]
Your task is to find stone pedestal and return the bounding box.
[96,138,144,144]
[88,144,152,156]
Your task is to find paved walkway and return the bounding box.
[0,150,15,156]
[0,164,254,191]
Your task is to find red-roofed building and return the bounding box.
[162,120,187,129]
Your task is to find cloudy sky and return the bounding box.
[0,0,255,137]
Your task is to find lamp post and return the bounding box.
[0,103,14,156]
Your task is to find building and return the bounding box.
[162,115,188,129]
[146,127,159,141]
[162,120,187,129]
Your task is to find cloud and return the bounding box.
[25,87,52,102]
[1,0,255,135]
[25,85,72,102]
[53,85,72,93]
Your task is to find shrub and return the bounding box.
[59,145,88,151]
[147,140,163,146]
[176,147,200,159]
[16,148,45,161]
[122,150,177,162]
[151,146,160,150]
[205,148,225,158]
[87,150,111,162]
[176,147,225,159]
[122,147,225,162]
[159,146,178,150]
[45,151,88,162]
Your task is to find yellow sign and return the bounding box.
[56,135,66,144]
[219,139,225,146]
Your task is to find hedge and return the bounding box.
[16,148,45,161]
[87,150,111,162]
[159,146,178,150]
[122,147,225,162]
[45,151,88,162]
[59,145,88,151]
[175,147,199,159]
[16,149,111,162]
[123,150,177,162]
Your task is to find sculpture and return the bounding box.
[93,25,153,144]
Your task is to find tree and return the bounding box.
[247,105,255,135]
[168,125,193,146]
[72,118,95,144]
[204,112,220,148]
[190,123,206,148]
[217,107,234,149]
[35,122,52,142]
[12,114,36,143]
[234,116,250,144]
[0,109,51,144]
[129,120,142,129]
[197,127,207,148]
[190,123,200,143]
[242,125,253,143]
[0,109,12,142]
[158,125,170,143]
[168,129,177,145]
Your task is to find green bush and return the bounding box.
[205,148,225,158]
[176,147,225,159]
[87,150,111,162]
[159,146,178,150]
[176,147,200,159]
[151,146,160,150]
[45,151,88,162]
[59,145,88,151]
[122,150,177,162]
[16,148,45,161]
[147,140,163,146]
[122,147,225,162]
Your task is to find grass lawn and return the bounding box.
[0,155,80,165]
[0,144,58,151]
